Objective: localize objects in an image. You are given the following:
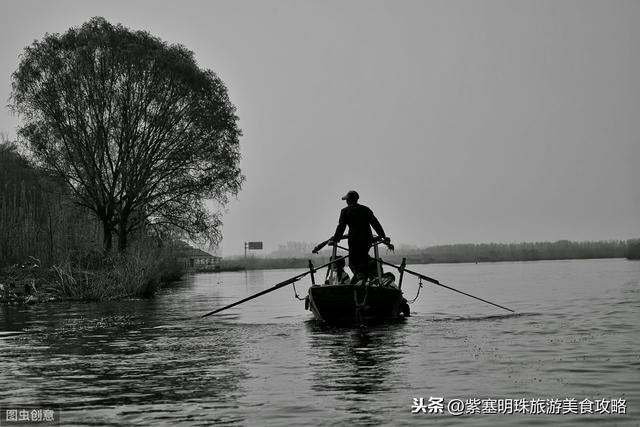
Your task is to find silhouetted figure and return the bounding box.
[327,255,350,284]
[328,191,390,284]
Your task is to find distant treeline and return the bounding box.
[391,240,634,264]
[268,241,317,258]
[220,256,325,271]
[628,240,640,260]
[223,239,639,271]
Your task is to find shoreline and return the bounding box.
[218,255,634,272]
[0,263,184,307]
[3,256,635,307]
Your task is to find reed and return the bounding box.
[51,244,185,301]
[1,142,185,302]
[0,143,102,267]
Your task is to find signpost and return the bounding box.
[244,241,263,267]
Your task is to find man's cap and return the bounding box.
[341,190,359,201]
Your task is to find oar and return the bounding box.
[201,256,347,318]
[377,259,515,313]
[312,235,348,254]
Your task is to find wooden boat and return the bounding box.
[306,283,408,323]
[201,235,514,321]
[304,237,410,324]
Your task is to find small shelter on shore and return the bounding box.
[177,246,221,271]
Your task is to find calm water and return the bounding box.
[1,258,639,426]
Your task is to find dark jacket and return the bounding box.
[332,203,386,247]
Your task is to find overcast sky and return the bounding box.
[1,0,639,255]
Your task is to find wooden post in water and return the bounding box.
[398,257,406,289]
[308,260,315,285]
[373,242,383,283]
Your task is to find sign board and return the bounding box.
[246,241,263,250]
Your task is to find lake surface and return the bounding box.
[1,258,639,426]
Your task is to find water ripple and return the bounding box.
[1,259,638,426]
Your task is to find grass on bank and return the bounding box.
[0,141,186,303]
[51,246,184,301]
[1,245,184,304]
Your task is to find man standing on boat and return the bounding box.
[327,190,391,284]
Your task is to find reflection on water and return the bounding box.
[0,259,638,426]
[307,322,406,397]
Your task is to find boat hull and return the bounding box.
[306,284,407,323]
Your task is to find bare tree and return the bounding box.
[11,17,244,252]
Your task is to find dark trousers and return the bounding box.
[348,241,371,283]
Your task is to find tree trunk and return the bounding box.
[117,218,128,253]
[103,221,112,254]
